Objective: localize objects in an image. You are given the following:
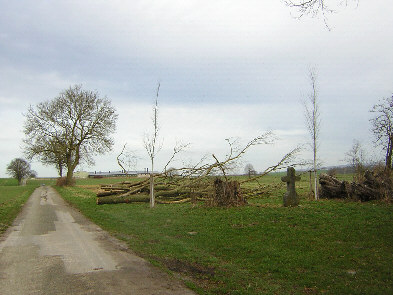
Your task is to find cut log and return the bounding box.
[97,194,150,205]
[319,174,351,199]
[100,185,130,191]
[153,184,172,191]
[97,190,130,197]
[155,189,186,198]
[158,198,192,204]
[127,185,150,195]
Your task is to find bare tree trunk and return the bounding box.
[57,160,64,177]
[304,69,320,201]
[144,83,161,208]
[312,74,319,201]
[313,131,318,200]
[150,160,155,208]
[386,136,393,170]
[65,150,79,185]
[65,153,73,185]
[66,169,73,185]
[117,143,128,176]
[313,169,318,200]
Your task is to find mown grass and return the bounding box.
[0,178,48,234]
[56,175,393,295]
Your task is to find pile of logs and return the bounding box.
[96,176,275,206]
[96,177,212,205]
[319,168,393,201]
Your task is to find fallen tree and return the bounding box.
[96,133,301,206]
[319,167,393,202]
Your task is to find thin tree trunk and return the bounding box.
[386,137,393,170]
[313,145,318,200]
[150,160,155,208]
[313,91,318,201]
[303,69,320,201]
[314,169,318,200]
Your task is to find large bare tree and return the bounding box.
[23,85,118,185]
[370,95,393,170]
[303,69,321,200]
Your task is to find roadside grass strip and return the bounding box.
[0,182,37,235]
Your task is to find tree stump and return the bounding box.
[211,178,246,207]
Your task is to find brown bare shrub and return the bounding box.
[56,177,75,187]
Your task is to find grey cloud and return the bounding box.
[0,0,392,176]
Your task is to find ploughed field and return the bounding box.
[54,174,393,295]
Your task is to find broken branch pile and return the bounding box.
[96,175,284,206]
[319,168,393,201]
[96,177,212,205]
[100,132,302,206]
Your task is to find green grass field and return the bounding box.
[56,175,393,295]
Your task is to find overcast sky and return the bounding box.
[1,0,392,177]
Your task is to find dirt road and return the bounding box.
[0,186,195,295]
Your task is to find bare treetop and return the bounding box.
[303,69,321,200]
[285,0,333,17]
[284,0,359,28]
[370,95,393,170]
